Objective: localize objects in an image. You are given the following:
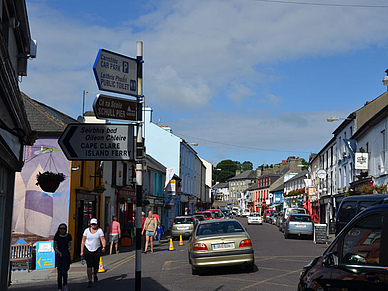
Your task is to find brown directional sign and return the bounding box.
[93,94,137,121]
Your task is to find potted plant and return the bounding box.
[117,197,127,204]
[142,199,150,206]
[36,171,65,192]
[360,185,373,194]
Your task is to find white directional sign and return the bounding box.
[93,49,137,96]
[58,123,134,161]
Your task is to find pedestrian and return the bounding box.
[156,222,164,243]
[153,210,160,224]
[141,211,146,249]
[54,223,72,291]
[142,210,157,253]
[184,207,188,215]
[80,218,106,288]
[108,215,121,255]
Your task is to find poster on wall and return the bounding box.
[13,138,70,238]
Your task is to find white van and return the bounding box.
[242,208,250,217]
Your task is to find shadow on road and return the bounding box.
[9,275,170,291]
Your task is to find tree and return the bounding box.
[212,159,255,185]
[241,161,253,171]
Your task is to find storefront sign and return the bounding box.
[355,153,368,170]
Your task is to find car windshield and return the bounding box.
[290,215,311,222]
[197,221,244,236]
[174,217,193,224]
[250,213,261,217]
[194,215,205,221]
[289,209,305,215]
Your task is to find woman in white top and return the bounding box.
[80,218,106,288]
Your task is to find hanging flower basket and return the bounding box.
[36,171,65,193]
[164,205,172,210]
[142,199,150,206]
[117,197,127,204]
[93,185,106,193]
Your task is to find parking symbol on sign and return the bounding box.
[123,61,129,73]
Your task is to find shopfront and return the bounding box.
[116,187,136,225]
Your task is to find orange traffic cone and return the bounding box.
[179,235,184,246]
[98,256,106,273]
[169,238,175,251]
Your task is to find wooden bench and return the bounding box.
[10,244,33,272]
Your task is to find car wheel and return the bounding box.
[191,265,201,275]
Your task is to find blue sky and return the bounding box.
[21,0,388,168]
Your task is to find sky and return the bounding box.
[20,0,388,168]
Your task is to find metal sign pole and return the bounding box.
[135,41,143,291]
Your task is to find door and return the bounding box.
[328,213,388,290]
[74,198,97,258]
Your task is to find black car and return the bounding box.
[336,194,388,235]
[298,202,388,291]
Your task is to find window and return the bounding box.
[341,214,383,266]
[338,202,356,224]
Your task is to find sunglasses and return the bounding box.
[59,227,66,230]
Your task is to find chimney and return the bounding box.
[235,170,241,176]
[383,69,388,91]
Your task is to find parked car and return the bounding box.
[247,212,262,225]
[284,214,313,239]
[298,202,388,291]
[263,209,276,223]
[171,216,197,239]
[270,213,278,225]
[194,214,205,222]
[277,211,285,232]
[188,219,254,275]
[241,208,250,217]
[336,194,388,235]
[232,207,240,216]
[195,211,214,220]
[208,209,224,219]
[281,207,307,231]
[276,211,283,227]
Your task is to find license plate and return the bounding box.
[213,243,234,250]
[296,224,306,228]
[177,226,189,230]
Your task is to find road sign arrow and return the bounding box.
[60,125,78,158]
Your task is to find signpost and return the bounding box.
[36,241,55,269]
[93,94,137,121]
[58,123,134,161]
[93,49,137,96]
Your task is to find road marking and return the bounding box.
[108,254,136,272]
[237,268,302,290]
[162,261,172,271]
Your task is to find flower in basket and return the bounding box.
[93,185,106,193]
[36,171,66,193]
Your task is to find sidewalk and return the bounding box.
[10,235,171,286]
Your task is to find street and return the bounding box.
[9,218,329,291]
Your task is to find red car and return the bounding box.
[193,214,205,221]
[195,211,214,220]
[207,209,224,219]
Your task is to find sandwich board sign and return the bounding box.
[93,49,137,96]
[58,123,134,161]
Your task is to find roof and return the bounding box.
[21,92,77,134]
[246,184,259,191]
[213,182,229,189]
[146,154,166,173]
[227,170,257,181]
[286,169,308,183]
[270,183,285,193]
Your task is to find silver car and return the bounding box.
[284,214,313,239]
[171,216,197,239]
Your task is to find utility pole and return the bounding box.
[135,41,143,291]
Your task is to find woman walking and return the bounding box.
[141,210,157,253]
[54,223,72,291]
[80,218,106,288]
[108,215,121,255]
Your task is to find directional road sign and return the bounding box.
[93,94,137,121]
[93,49,137,96]
[58,123,134,161]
